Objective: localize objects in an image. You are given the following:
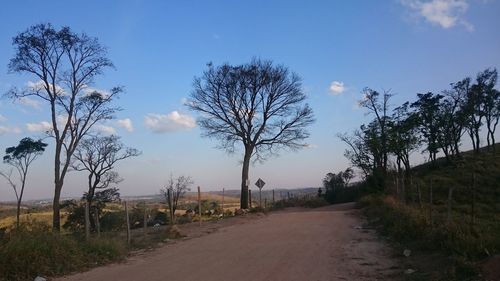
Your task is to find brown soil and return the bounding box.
[55,203,401,281]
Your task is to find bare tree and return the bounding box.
[337,131,373,178]
[0,138,47,228]
[160,175,193,224]
[187,59,314,208]
[71,134,140,227]
[359,88,392,174]
[6,23,121,231]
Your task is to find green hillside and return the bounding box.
[361,144,500,280]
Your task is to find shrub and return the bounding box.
[99,211,126,231]
[0,221,126,281]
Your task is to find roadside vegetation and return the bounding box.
[331,67,500,280]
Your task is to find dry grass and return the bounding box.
[0,211,68,229]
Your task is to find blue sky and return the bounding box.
[0,0,499,201]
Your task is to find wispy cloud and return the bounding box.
[144,111,196,133]
[117,118,134,132]
[18,97,41,109]
[27,80,65,96]
[401,0,474,31]
[95,124,116,135]
[26,121,52,133]
[329,81,346,95]
[0,125,21,135]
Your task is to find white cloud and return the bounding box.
[26,121,52,133]
[27,80,65,96]
[0,125,21,135]
[18,97,41,109]
[0,114,7,122]
[329,81,346,95]
[144,111,196,133]
[401,0,474,31]
[95,124,116,135]
[117,118,134,132]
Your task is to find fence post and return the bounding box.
[272,189,275,203]
[143,202,147,236]
[168,189,175,225]
[85,201,90,241]
[198,186,202,227]
[429,177,433,225]
[471,172,476,228]
[95,208,101,238]
[222,188,225,218]
[125,201,131,244]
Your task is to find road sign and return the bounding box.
[255,178,265,189]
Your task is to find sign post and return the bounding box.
[255,178,266,207]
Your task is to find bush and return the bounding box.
[361,194,496,280]
[0,221,126,281]
[99,211,126,232]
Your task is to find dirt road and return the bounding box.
[57,203,400,281]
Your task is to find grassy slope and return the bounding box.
[362,144,500,280]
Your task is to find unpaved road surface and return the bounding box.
[57,203,400,281]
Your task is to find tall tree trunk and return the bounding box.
[16,175,27,229]
[16,199,21,229]
[53,181,63,231]
[475,130,481,153]
[469,130,477,152]
[492,133,496,152]
[486,130,492,148]
[240,147,252,209]
[53,142,62,232]
[454,139,460,156]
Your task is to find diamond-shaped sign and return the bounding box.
[255,178,265,189]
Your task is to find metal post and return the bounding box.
[259,188,262,207]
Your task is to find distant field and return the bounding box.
[0,204,17,211]
[183,192,240,203]
[0,192,242,229]
[0,211,69,229]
